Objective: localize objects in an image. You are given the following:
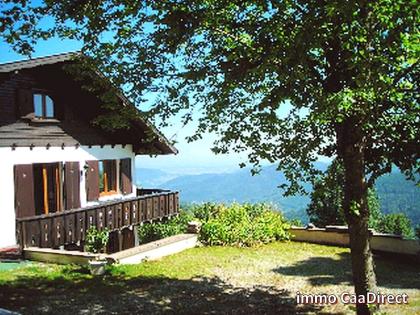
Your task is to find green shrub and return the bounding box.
[288,218,303,227]
[415,225,420,240]
[137,210,193,244]
[376,213,414,238]
[85,227,109,253]
[198,203,290,247]
[187,202,223,222]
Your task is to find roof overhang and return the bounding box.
[0,52,178,155]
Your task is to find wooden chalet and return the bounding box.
[0,52,179,253]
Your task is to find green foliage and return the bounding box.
[307,160,346,226]
[375,213,414,239]
[1,1,417,194]
[367,190,382,231]
[288,218,303,227]
[307,160,381,228]
[375,172,420,226]
[137,210,193,244]
[85,227,109,254]
[186,203,223,223]
[306,160,415,237]
[197,203,290,247]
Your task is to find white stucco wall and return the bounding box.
[0,144,136,248]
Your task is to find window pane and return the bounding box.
[33,163,61,215]
[98,161,105,193]
[34,94,43,117]
[105,160,117,192]
[98,160,117,194]
[45,96,54,117]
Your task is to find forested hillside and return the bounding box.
[376,172,419,225]
[136,165,419,225]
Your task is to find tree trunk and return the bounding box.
[338,117,377,315]
[348,216,377,314]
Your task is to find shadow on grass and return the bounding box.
[273,252,353,286]
[0,268,324,315]
[273,252,419,290]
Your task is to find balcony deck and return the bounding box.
[16,189,179,249]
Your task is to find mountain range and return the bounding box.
[136,164,419,225]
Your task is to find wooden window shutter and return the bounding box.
[120,158,132,195]
[53,95,65,121]
[65,162,81,209]
[17,89,34,119]
[14,164,36,218]
[85,160,100,201]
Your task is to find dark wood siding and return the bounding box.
[65,161,81,209]
[17,88,34,119]
[0,73,34,123]
[86,160,99,201]
[120,158,132,195]
[51,94,65,121]
[0,68,139,147]
[14,164,35,218]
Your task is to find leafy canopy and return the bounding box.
[306,159,380,229]
[1,0,418,193]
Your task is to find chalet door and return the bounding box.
[33,163,62,215]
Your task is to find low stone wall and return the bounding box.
[370,234,419,256]
[289,226,420,257]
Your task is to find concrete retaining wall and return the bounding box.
[109,233,198,264]
[24,248,99,265]
[23,233,198,265]
[290,226,420,257]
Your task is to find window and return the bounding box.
[33,163,63,215]
[33,93,54,118]
[99,160,118,196]
[15,162,81,218]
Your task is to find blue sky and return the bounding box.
[1,36,252,174]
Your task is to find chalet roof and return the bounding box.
[0,52,79,73]
[0,52,177,155]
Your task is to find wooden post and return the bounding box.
[118,230,123,252]
[42,166,49,214]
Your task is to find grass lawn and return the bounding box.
[0,242,418,314]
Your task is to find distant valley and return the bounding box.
[136,165,419,226]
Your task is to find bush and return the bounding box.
[85,227,109,253]
[375,213,414,238]
[288,218,303,227]
[187,202,223,222]
[198,203,290,247]
[415,225,420,240]
[137,210,193,244]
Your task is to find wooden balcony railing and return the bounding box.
[16,191,179,249]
